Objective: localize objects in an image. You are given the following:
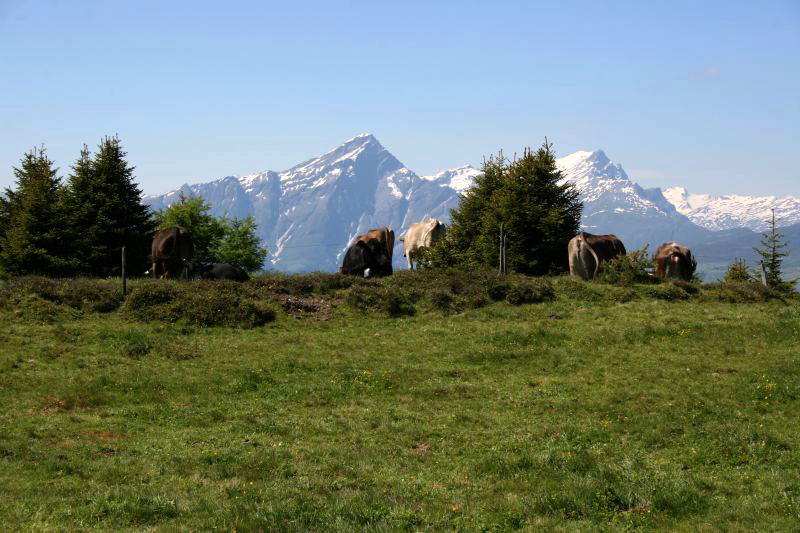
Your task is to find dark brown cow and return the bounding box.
[151,227,194,279]
[568,232,626,280]
[653,242,697,281]
[355,226,395,262]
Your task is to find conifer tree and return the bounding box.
[62,145,95,273]
[65,137,155,276]
[429,141,582,275]
[753,209,794,292]
[0,148,77,275]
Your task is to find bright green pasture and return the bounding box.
[1,293,799,530]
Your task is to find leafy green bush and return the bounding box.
[123,281,276,327]
[596,247,655,286]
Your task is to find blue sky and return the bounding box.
[1,0,798,196]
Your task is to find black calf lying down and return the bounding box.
[339,238,392,277]
[183,260,249,281]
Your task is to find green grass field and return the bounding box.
[0,274,798,531]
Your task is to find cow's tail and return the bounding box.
[579,233,601,279]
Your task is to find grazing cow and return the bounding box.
[399,219,445,270]
[151,227,194,279]
[355,226,395,262]
[183,260,250,282]
[653,242,697,281]
[339,238,392,277]
[568,232,626,280]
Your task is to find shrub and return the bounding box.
[123,281,276,327]
[4,276,122,313]
[345,283,415,317]
[487,279,511,301]
[723,259,755,284]
[505,279,556,305]
[700,282,784,303]
[641,283,689,301]
[668,279,700,295]
[597,247,655,286]
[382,288,416,317]
[1,292,79,323]
[345,283,383,312]
[428,288,455,311]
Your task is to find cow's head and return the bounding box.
[182,258,212,280]
[667,248,697,281]
[363,238,392,277]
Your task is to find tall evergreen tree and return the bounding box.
[65,137,155,276]
[429,141,582,275]
[62,144,96,273]
[753,209,794,292]
[0,148,77,275]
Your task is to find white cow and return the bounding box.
[399,219,446,270]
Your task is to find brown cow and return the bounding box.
[151,227,194,279]
[653,242,697,281]
[355,226,395,262]
[568,232,626,280]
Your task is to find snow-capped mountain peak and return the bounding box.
[663,186,800,231]
[143,138,798,278]
[419,165,481,193]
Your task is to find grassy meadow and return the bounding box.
[0,273,798,531]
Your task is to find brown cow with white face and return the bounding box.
[568,232,626,280]
[355,226,395,262]
[151,227,194,279]
[654,242,697,281]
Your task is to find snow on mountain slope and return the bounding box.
[555,150,709,248]
[144,137,796,278]
[663,187,800,231]
[145,134,425,272]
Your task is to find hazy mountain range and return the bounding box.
[144,134,800,280]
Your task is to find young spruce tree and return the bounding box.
[62,144,96,273]
[0,148,77,275]
[429,141,582,275]
[66,137,154,276]
[753,209,794,292]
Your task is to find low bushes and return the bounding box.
[700,281,784,303]
[3,277,123,313]
[122,281,276,328]
[596,248,657,287]
[0,271,792,327]
[345,270,555,315]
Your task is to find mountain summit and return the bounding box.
[662,186,800,231]
[144,136,798,278]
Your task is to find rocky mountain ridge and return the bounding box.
[144,135,798,279]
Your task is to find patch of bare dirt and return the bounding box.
[280,296,332,320]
